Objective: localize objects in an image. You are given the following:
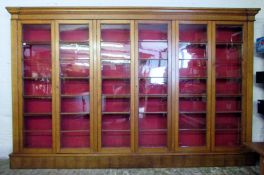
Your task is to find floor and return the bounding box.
[0,159,259,175]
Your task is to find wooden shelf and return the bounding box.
[60,112,89,115]
[100,40,130,43]
[60,40,89,44]
[216,77,242,80]
[23,130,52,133]
[179,111,207,114]
[139,129,167,132]
[139,58,168,61]
[102,112,130,115]
[60,77,89,80]
[102,94,130,98]
[23,77,51,80]
[23,95,52,99]
[139,94,167,98]
[216,42,243,45]
[215,128,241,131]
[138,40,168,42]
[60,58,90,61]
[216,94,242,97]
[139,77,168,79]
[179,41,207,44]
[22,41,51,45]
[215,111,242,114]
[102,129,130,132]
[139,112,167,114]
[179,128,206,131]
[102,77,130,80]
[24,113,52,116]
[179,77,207,80]
[179,94,207,98]
[60,130,90,133]
[178,58,208,60]
[61,93,89,98]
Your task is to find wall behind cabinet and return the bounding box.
[0,0,264,158]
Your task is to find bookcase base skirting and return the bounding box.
[10,153,258,169]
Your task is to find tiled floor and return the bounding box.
[0,159,259,175]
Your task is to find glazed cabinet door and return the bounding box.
[55,21,94,152]
[212,22,246,151]
[96,20,135,153]
[135,21,172,152]
[174,22,211,152]
[18,21,55,152]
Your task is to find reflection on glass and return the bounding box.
[24,79,52,96]
[179,24,207,43]
[101,42,130,59]
[23,45,51,60]
[179,44,207,59]
[215,113,241,129]
[60,44,89,60]
[24,59,51,78]
[61,115,90,131]
[179,59,207,77]
[139,97,167,112]
[179,114,206,129]
[139,114,167,130]
[216,26,242,43]
[102,79,130,95]
[102,114,130,130]
[61,96,89,113]
[60,60,89,77]
[139,78,167,94]
[139,60,167,78]
[101,60,130,78]
[179,79,206,95]
[216,45,241,64]
[60,24,89,42]
[138,24,168,41]
[139,42,168,60]
[216,64,241,78]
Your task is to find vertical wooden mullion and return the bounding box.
[130,20,136,152]
[134,21,139,152]
[173,20,179,151]
[211,22,216,152]
[11,19,19,153]
[96,20,102,152]
[167,21,173,151]
[245,22,253,143]
[91,20,98,152]
[52,21,59,153]
[17,21,24,152]
[207,21,213,152]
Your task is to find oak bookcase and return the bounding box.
[7,7,260,168]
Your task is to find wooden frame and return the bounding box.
[7,7,260,169]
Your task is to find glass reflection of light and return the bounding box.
[102,59,130,64]
[74,62,89,67]
[149,67,166,84]
[180,59,190,69]
[60,44,89,51]
[101,42,125,48]
[101,53,130,59]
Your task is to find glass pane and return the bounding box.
[139,60,168,78]
[139,97,167,112]
[102,114,130,130]
[23,24,51,42]
[139,130,167,147]
[139,24,168,41]
[179,131,206,147]
[60,44,89,60]
[24,79,51,96]
[102,79,130,95]
[216,45,241,64]
[179,114,206,129]
[101,24,130,42]
[102,98,130,112]
[179,79,206,95]
[24,99,52,113]
[179,24,207,42]
[61,132,90,148]
[215,130,241,146]
[23,45,51,60]
[24,58,51,78]
[61,96,90,113]
[101,42,130,59]
[60,24,89,42]
[216,26,242,43]
[216,97,241,112]
[24,132,52,148]
[216,79,241,94]
[139,113,167,130]
[61,79,89,95]
[24,115,52,131]
[179,59,207,77]
[179,44,207,59]
[60,60,89,77]
[101,60,130,78]
[102,131,130,147]
[179,97,207,112]
[215,113,241,129]
[139,42,168,60]
[61,115,90,131]
[139,78,167,94]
